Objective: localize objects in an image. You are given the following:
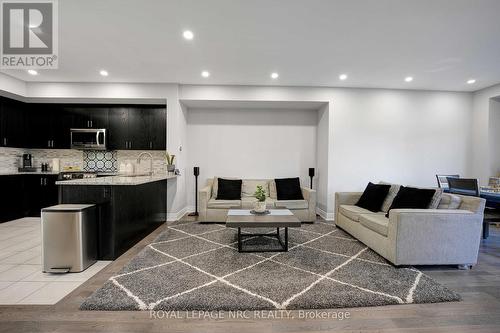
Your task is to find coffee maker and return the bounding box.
[22,154,33,168]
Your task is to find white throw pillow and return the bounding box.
[438,193,462,209]
[379,181,402,213]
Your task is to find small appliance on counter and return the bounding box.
[18,154,37,172]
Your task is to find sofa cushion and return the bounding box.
[241,180,269,197]
[241,197,275,209]
[438,193,462,209]
[379,181,402,213]
[386,186,436,217]
[359,214,389,237]
[269,180,277,199]
[217,178,242,200]
[211,177,238,199]
[355,182,391,212]
[339,204,379,222]
[275,177,303,200]
[275,200,308,210]
[207,199,241,209]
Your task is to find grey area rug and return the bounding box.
[81,221,460,311]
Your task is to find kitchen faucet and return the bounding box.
[137,152,154,176]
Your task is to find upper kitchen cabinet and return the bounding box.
[24,103,72,149]
[0,96,26,148]
[108,105,166,150]
[64,105,109,129]
[149,107,166,150]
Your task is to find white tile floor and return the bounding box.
[0,217,111,305]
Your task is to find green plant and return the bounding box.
[254,185,266,202]
[166,152,175,165]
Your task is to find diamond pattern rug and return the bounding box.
[80,221,460,310]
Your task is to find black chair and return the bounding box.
[447,177,500,239]
[436,174,460,190]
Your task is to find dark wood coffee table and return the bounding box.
[226,209,301,252]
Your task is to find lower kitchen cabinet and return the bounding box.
[0,174,59,222]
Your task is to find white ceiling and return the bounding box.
[2,0,500,92]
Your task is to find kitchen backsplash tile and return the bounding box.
[83,151,118,172]
[0,147,166,174]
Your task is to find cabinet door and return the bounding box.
[89,107,108,129]
[0,176,25,222]
[1,98,25,147]
[53,105,73,149]
[41,175,59,210]
[128,108,150,150]
[150,107,166,150]
[108,107,129,150]
[25,104,54,149]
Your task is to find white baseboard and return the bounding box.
[167,206,190,222]
[316,207,334,221]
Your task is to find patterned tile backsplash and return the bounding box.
[83,151,118,172]
[0,147,166,174]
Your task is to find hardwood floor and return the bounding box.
[1,218,499,333]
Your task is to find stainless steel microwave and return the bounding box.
[70,128,107,150]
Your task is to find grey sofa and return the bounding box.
[334,189,485,267]
[199,177,316,222]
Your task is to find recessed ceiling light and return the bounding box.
[183,30,194,40]
[99,70,108,77]
[467,79,476,84]
[404,76,413,82]
[27,69,38,75]
[201,71,210,78]
[339,74,348,80]
[271,72,279,79]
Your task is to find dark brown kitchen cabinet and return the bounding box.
[0,96,165,151]
[0,174,58,222]
[0,97,25,148]
[23,174,58,217]
[108,106,166,150]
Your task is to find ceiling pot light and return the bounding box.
[183,30,194,40]
[339,74,348,80]
[404,76,413,82]
[27,69,38,75]
[99,70,108,77]
[201,71,210,78]
[271,72,279,79]
[467,79,476,84]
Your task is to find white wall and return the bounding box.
[180,85,474,218]
[489,99,500,177]
[185,108,317,207]
[329,89,473,193]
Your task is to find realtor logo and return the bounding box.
[1,0,58,69]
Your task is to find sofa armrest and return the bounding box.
[301,187,317,221]
[199,185,211,221]
[334,192,363,222]
[387,209,482,265]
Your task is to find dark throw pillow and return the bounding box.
[217,178,242,200]
[275,177,304,200]
[355,182,391,212]
[386,186,437,217]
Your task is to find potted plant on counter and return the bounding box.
[166,152,175,173]
[253,185,267,213]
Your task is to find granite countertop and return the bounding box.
[0,171,60,176]
[56,174,169,186]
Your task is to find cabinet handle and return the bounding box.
[44,178,47,186]
[149,141,152,149]
[52,140,54,147]
[3,138,7,146]
[40,178,43,186]
[90,120,93,127]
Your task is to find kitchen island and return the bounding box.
[57,175,167,260]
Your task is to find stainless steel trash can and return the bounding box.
[41,204,97,273]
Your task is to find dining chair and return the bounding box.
[436,174,460,190]
[447,177,500,239]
